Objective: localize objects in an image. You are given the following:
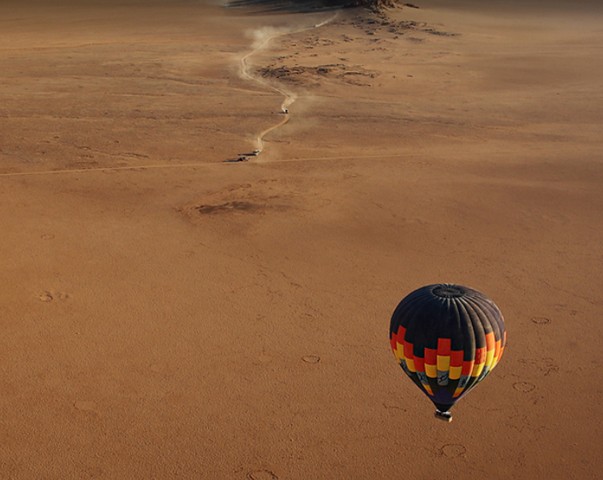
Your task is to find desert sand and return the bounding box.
[1,0,602,478]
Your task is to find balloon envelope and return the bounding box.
[389,284,506,414]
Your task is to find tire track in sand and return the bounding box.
[0,153,431,178]
[238,13,338,155]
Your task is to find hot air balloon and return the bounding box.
[389,284,506,422]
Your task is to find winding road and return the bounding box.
[238,14,338,155]
[0,13,341,178]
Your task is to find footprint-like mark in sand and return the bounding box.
[258,353,272,364]
[383,403,406,412]
[38,291,69,303]
[439,444,467,458]
[513,382,536,393]
[247,470,279,480]
[74,401,97,413]
[536,358,559,376]
[531,316,551,325]
[302,355,321,364]
[149,363,162,374]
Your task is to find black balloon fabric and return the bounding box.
[389,284,506,414]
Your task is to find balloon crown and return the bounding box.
[431,284,465,298]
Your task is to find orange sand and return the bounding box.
[1,1,602,478]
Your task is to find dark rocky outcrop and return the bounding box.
[226,0,400,13]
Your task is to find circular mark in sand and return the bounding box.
[247,470,278,480]
[440,444,466,458]
[531,317,551,325]
[513,382,536,393]
[40,233,55,240]
[302,355,321,364]
[74,401,97,412]
[38,292,54,302]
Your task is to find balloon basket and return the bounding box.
[435,410,453,422]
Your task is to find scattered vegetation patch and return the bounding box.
[257,63,377,86]
[350,15,459,38]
